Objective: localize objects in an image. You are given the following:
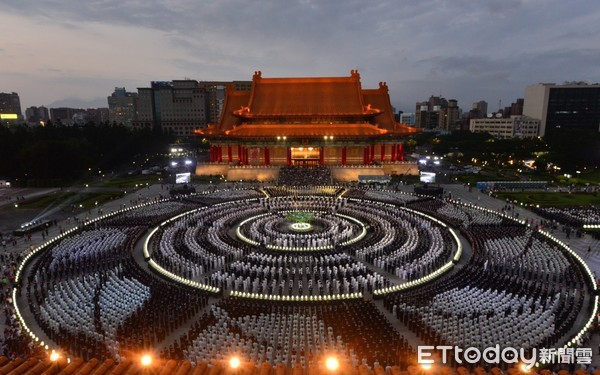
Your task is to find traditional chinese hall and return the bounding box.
[196,70,419,181]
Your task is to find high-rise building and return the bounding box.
[414,101,428,129]
[25,106,50,125]
[198,81,252,124]
[0,92,22,125]
[439,99,460,131]
[523,82,600,136]
[415,98,440,130]
[400,113,416,126]
[134,80,252,136]
[414,96,459,130]
[108,87,138,127]
[134,80,208,136]
[82,108,110,125]
[507,98,524,117]
[471,100,488,119]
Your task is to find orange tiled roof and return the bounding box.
[198,71,420,138]
[243,75,365,117]
[224,123,389,137]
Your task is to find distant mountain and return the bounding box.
[48,97,108,109]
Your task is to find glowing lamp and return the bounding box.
[229,356,241,369]
[325,356,340,371]
[520,363,531,373]
[140,354,153,367]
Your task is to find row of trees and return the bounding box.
[410,130,600,172]
[0,124,175,186]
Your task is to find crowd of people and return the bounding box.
[24,219,210,361]
[341,200,454,281]
[8,184,594,371]
[242,212,358,249]
[149,194,456,296]
[211,251,389,296]
[532,205,600,228]
[150,199,262,279]
[168,298,412,369]
[383,198,590,368]
[0,252,36,359]
[342,188,419,205]
[278,166,332,186]
[264,186,343,197]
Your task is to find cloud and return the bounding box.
[1,0,599,112]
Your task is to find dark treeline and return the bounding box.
[413,130,600,172]
[0,123,172,186]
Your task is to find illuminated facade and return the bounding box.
[0,92,22,125]
[197,71,418,167]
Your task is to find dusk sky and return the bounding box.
[1,0,599,113]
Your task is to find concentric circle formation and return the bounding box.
[289,222,313,232]
[147,195,458,295]
[16,186,596,370]
[235,208,366,251]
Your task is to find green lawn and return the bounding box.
[553,168,600,186]
[494,191,599,207]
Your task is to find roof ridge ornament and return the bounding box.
[379,81,389,92]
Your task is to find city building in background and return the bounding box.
[133,80,252,137]
[399,112,416,126]
[199,81,253,124]
[470,100,488,119]
[108,87,138,127]
[523,82,600,136]
[49,107,83,126]
[414,96,460,131]
[439,99,460,131]
[0,92,23,126]
[135,80,207,136]
[503,98,524,118]
[25,106,50,126]
[77,108,109,125]
[50,107,109,126]
[469,115,540,139]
